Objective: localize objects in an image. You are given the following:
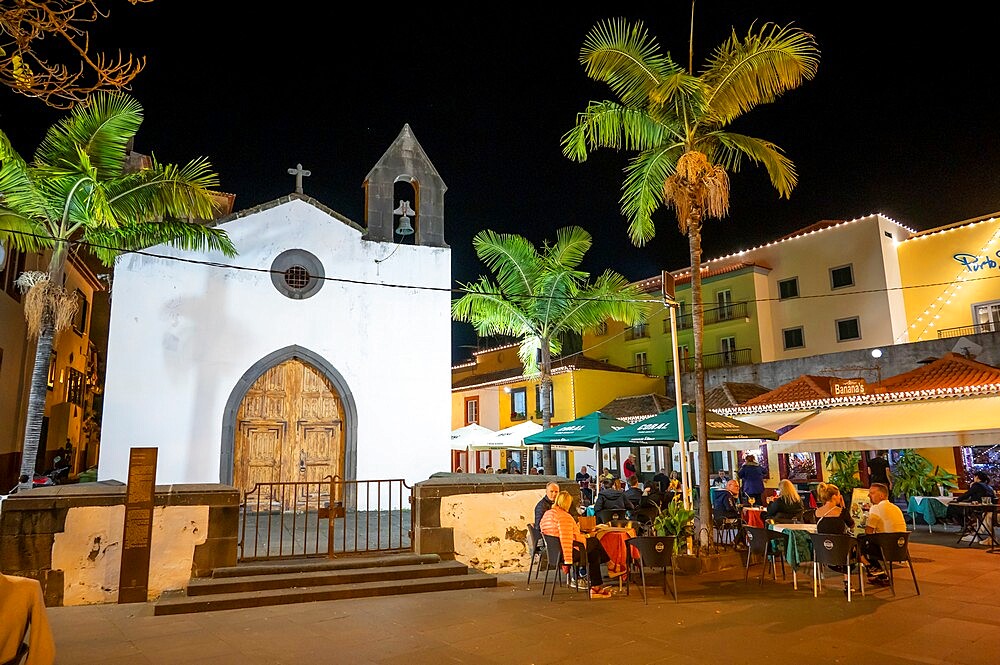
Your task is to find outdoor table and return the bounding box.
[768,523,816,590]
[742,507,766,529]
[584,524,637,588]
[949,502,998,552]
[906,495,954,532]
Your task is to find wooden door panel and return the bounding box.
[236,422,285,502]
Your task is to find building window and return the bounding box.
[721,336,737,364]
[534,384,555,418]
[464,397,479,425]
[778,277,799,300]
[510,387,527,421]
[270,249,325,299]
[633,351,649,373]
[830,264,854,289]
[717,289,733,319]
[836,317,861,342]
[66,367,84,406]
[782,327,805,350]
[1,246,25,302]
[595,321,608,336]
[974,300,1000,333]
[626,322,649,340]
[72,289,89,335]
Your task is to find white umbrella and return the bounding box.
[450,423,496,449]
[472,421,544,449]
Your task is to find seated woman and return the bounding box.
[540,490,612,597]
[814,482,855,535]
[667,471,681,493]
[766,479,805,523]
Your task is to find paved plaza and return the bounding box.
[45,529,1000,665]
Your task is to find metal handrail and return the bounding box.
[937,323,998,338]
[665,347,753,374]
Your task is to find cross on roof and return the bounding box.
[287,163,311,194]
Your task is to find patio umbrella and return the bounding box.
[522,410,631,448]
[600,404,781,448]
[471,421,543,448]
[449,424,496,449]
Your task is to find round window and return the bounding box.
[270,249,324,300]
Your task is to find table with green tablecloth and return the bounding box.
[906,495,953,531]
[768,523,816,590]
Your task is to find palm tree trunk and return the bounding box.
[18,324,54,491]
[540,341,554,475]
[688,224,711,546]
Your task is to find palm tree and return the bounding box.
[453,226,653,474]
[0,90,237,491]
[561,15,819,538]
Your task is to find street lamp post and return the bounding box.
[662,272,692,512]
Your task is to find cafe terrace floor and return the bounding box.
[47,528,998,665]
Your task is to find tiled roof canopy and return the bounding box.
[705,382,773,410]
[598,394,676,423]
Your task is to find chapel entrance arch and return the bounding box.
[221,346,357,509]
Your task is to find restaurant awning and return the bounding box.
[450,423,496,450]
[776,396,1000,452]
[523,411,631,449]
[602,404,781,449]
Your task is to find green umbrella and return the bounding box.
[522,411,631,448]
[600,404,780,448]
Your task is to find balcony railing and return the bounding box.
[665,347,753,374]
[663,301,749,332]
[627,363,652,375]
[938,322,998,338]
[625,323,650,341]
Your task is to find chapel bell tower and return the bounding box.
[363,124,448,248]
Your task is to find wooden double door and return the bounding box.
[234,358,345,508]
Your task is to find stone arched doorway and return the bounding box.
[232,357,346,507]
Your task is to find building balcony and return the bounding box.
[625,323,650,341]
[664,347,753,374]
[938,322,998,339]
[663,301,749,332]
[627,363,652,374]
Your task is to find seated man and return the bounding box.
[946,471,997,537]
[652,467,670,493]
[534,482,559,530]
[861,482,907,584]
[594,478,634,519]
[575,466,593,505]
[623,475,644,511]
[713,479,740,520]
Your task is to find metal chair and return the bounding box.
[713,510,740,546]
[631,505,660,535]
[743,526,787,585]
[525,523,546,590]
[864,531,920,596]
[540,534,586,601]
[626,536,678,603]
[799,508,817,524]
[596,508,627,524]
[807,532,866,602]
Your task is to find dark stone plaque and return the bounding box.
[118,447,157,604]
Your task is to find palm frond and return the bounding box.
[452,277,536,338]
[546,226,593,270]
[710,132,797,198]
[580,19,681,107]
[103,156,220,224]
[471,230,541,300]
[0,210,49,252]
[82,218,236,266]
[701,22,820,126]
[561,101,681,162]
[35,90,142,177]
[620,146,681,244]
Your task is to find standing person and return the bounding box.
[738,454,765,505]
[867,451,892,494]
[535,482,559,530]
[860,482,907,584]
[575,466,593,505]
[623,453,637,482]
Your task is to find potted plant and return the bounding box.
[892,449,959,499]
[652,499,696,553]
[825,451,862,496]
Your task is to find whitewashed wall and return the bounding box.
[99,198,452,494]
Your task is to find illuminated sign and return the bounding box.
[831,378,867,396]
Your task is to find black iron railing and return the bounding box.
[238,477,412,561]
[665,347,753,374]
[938,322,998,338]
[663,301,750,332]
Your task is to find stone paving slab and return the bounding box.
[43,528,1000,664]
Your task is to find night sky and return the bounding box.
[3,3,999,363]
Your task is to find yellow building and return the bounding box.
[451,343,662,476]
[897,213,1000,341]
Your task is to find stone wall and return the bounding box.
[0,482,238,606]
[411,474,580,574]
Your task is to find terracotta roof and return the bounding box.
[597,394,676,423]
[704,382,773,410]
[744,375,854,406]
[452,355,637,390]
[879,352,1000,392]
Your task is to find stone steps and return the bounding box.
[153,554,496,616]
